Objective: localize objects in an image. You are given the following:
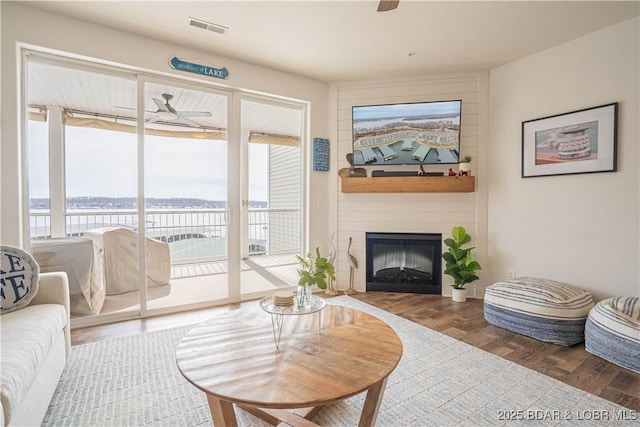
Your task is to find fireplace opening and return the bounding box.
[366,232,442,294]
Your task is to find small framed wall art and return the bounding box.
[313,138,330,172]
[521,103,617,178]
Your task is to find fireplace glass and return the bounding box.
[366,232,442,294]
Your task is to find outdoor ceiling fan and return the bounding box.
[377,0,399,12]
[147,93,212,128]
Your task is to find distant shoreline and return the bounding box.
[29,196,267,211]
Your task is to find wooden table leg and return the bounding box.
[207,394,238,427]
[358,376,389,427]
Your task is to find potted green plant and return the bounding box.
[296,247,336,307]
[442,226,481,302]
[459,155,472,174]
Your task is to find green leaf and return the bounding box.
[465,261,482,271]
[442,252,458,265]
[452,226,466,242]
[450,247,467,261]
[313,271,327,289]
[452,226,472,246]
[298,270,313,286]
[443,238,457,249]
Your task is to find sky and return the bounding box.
[28,122,268,202]
[353,100,461,120]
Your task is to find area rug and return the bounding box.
[44,296,628,426]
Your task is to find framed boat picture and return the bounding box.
[521,103,617,178]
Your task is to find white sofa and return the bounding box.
[0,272,71,427]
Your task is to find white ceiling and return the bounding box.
[25,0,640,82]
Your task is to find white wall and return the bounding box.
[331,73,490,296]
[488,17,640,301]
[0,2,330,254]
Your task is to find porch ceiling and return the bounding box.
[28,61,302,137]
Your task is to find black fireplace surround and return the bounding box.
[366,232,442,294]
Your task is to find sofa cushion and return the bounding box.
[0,304,67,423]
[1,246,40,314]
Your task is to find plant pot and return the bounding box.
[459,162,471,173]
[451,288,467,303]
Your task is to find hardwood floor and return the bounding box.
[352,293,640,412]
[70,292,640,412]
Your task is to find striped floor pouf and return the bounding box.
[585,297,640,374]
[484,277,594,346]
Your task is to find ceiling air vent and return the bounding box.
[188,17,228,34]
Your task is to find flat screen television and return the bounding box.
[351,100,461,166]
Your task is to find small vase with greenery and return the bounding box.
[296,247,336,307]
[458,156,472,174]
[442,226,481,302]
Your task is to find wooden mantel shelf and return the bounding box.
[339,170,475,193]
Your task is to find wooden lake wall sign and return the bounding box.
[169,57,229,80]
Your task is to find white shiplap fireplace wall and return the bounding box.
[333,72,489,298]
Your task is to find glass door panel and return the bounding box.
[65,125,139,318]
[27,57,141,322]
[143,82,231,311]
[240,97,303,298]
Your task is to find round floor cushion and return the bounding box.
[1,245,40,314]
[585,297,640,374]
[484,277,594,346]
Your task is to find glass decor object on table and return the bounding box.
[259,293,327,350]
[296,284,313,308]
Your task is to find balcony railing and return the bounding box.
[30,209,300,265]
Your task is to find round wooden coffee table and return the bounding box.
[176,303,403,426]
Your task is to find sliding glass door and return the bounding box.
[25,52,306,326]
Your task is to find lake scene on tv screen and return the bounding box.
[352,100,461,166]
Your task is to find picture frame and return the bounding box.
[521,103,617,178]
